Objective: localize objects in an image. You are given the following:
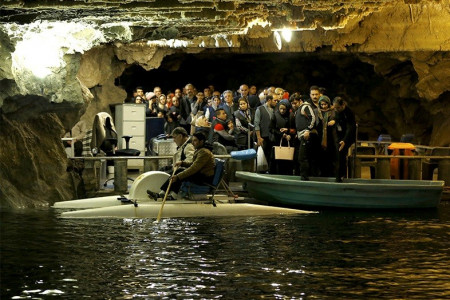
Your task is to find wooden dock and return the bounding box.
[69,143,450,195]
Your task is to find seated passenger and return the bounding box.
[159,127,195,174]
[147,131,215,200]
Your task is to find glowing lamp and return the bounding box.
[273,31,282,50]
[14,36,62,79]
[281,28,292,42]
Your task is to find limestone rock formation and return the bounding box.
[0,113,75,208]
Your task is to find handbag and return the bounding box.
[273,139,295,160]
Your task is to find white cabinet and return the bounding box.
[115,104,146,170]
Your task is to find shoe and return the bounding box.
[300,176,309,181]
[146,189,159,201]
[170,191,178,200]
[166,195,176,201]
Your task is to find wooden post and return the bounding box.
[93,159,103,189]
[375,157,391,179]
[114,159,128,193]
[143,157,159,172]
[354,158,362,178]
[151,157,159,170]
[438,159,450,186]
[242,158,255,172]
[408,158,422,180]
[82,159,98,191]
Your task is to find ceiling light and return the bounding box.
[13,35,62,78]
[281,28,292,42]
[273,31,282,50]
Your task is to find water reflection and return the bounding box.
[1,206,450,299]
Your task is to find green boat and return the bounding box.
[235,171,444,209]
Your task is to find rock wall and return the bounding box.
[0,113,75,208]
[77,45,127,125]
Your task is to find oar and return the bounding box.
[156,166,178,222]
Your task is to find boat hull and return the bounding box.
[236,172,443,209]
[60,202,313,219]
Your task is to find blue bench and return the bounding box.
[179,158,226,204]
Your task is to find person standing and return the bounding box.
[269,99,296,175]
[204,95,221,123]
[180,83,196,133]
[222,90,238,122]
[234,84,260,112]
[305,85,323,176]
[254,94,277,173]
[295,97,316,180]
[234,98,253,150]
[153,86,162,99]
[289,92,303,176]
[333,96,356,182]
[318,96,338,177]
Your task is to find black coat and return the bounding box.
[270,110,295,146]
[335,106,356,146]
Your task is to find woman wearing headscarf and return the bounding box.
[318,95,338,177]
[269,99,296,175]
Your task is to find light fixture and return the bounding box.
[13,35,62,78]
[273,31,282,50]
[281,28,292,42]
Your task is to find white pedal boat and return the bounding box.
[53,171,170,209]
[59,201,312,219]
[54,171,314,219]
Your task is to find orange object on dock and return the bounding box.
[388,143,416,179]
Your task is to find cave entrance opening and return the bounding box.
[114,51,429,142]
[115,52,382,99]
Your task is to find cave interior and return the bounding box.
[1,0,449,207]
[116,51,431,143]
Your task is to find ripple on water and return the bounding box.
[1,209,450,299]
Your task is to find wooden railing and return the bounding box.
[70,143,450,192]
[70,155,233,193]
[353,154,450,186]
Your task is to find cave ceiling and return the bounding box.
[1,0,450,113]
[1,0,396,40]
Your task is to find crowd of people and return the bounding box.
[128,83,356,182]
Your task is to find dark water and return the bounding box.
[1,203,450,299]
